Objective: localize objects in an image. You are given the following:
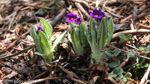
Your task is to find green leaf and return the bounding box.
[38,8,48,15]
[106,17,114,43]
[107,73,117,78]
[35,52,46,56]
[39,30,51,55]
[89,18,97,43]
[126,72,132,78]
[142,63,149,68]
[30,25,42,53]
[71,28,83,53]
[105,49,121,57]
[42,52,54,63]
[52,31,66,52]
[113,67,123,75]
[84,25,92,45]
[98,18,107,48]
[79,22,87,46]
[68,33,72,43]
[40,18,53,42]
[123,78,128,83]
[147,46,150,51]
[119,34,132,41]
[109,60,120,68]
[115,74,123,81]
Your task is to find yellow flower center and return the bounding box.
[94,15,98,17]
[70,18,74,21]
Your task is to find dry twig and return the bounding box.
[112,29,150,41]
[75,3,90,19]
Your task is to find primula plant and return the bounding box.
[85,9,114,64]
[30,18,66,63]
[67,13,88,54]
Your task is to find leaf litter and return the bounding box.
[0,0,150,84]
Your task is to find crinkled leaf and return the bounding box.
[113,67,123,75]
[126,72,132,78]
[107,73,117,78]
[123,78,128,83]
[105,49,121,57]
[119,34,132,40]
[109,60,120,68]
[115,74,123,81]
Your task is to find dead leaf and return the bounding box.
[87,64,106,79]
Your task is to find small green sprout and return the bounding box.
[108,67,124,82]
[123,72,132,83]
[119,34,132,45]
[105,49,121,57]
[30,18,66,63]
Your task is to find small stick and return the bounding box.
[126,44,140,51]
[104,76,118,84]
[117,6,125,15]
[120,4,150,24]
[119,58,129,68]
[139,24,150,30]
[50,8,66,27]
[120,14,132,24]
[140,63,150,84]
[0,45,35,60]
[105,9,123,18]
[70,0,89,9]
[0,38,19,54]
[75,3,90,19]
[112,29,150,41]
[22,3,51,9]
[50,5,72,27]
[32,70,49,79]
[21,76,65,84]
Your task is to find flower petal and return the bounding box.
[76,17,82,25]
[90,12,95,18]
[93,9,98,15]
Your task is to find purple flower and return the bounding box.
[36,26,43,33]
[66,13,77,23]
[90,9,104,20]
[76,17,82,25]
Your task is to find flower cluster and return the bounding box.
[66,13,82,25]
[90,9,104,21]
[67,8,104,24]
